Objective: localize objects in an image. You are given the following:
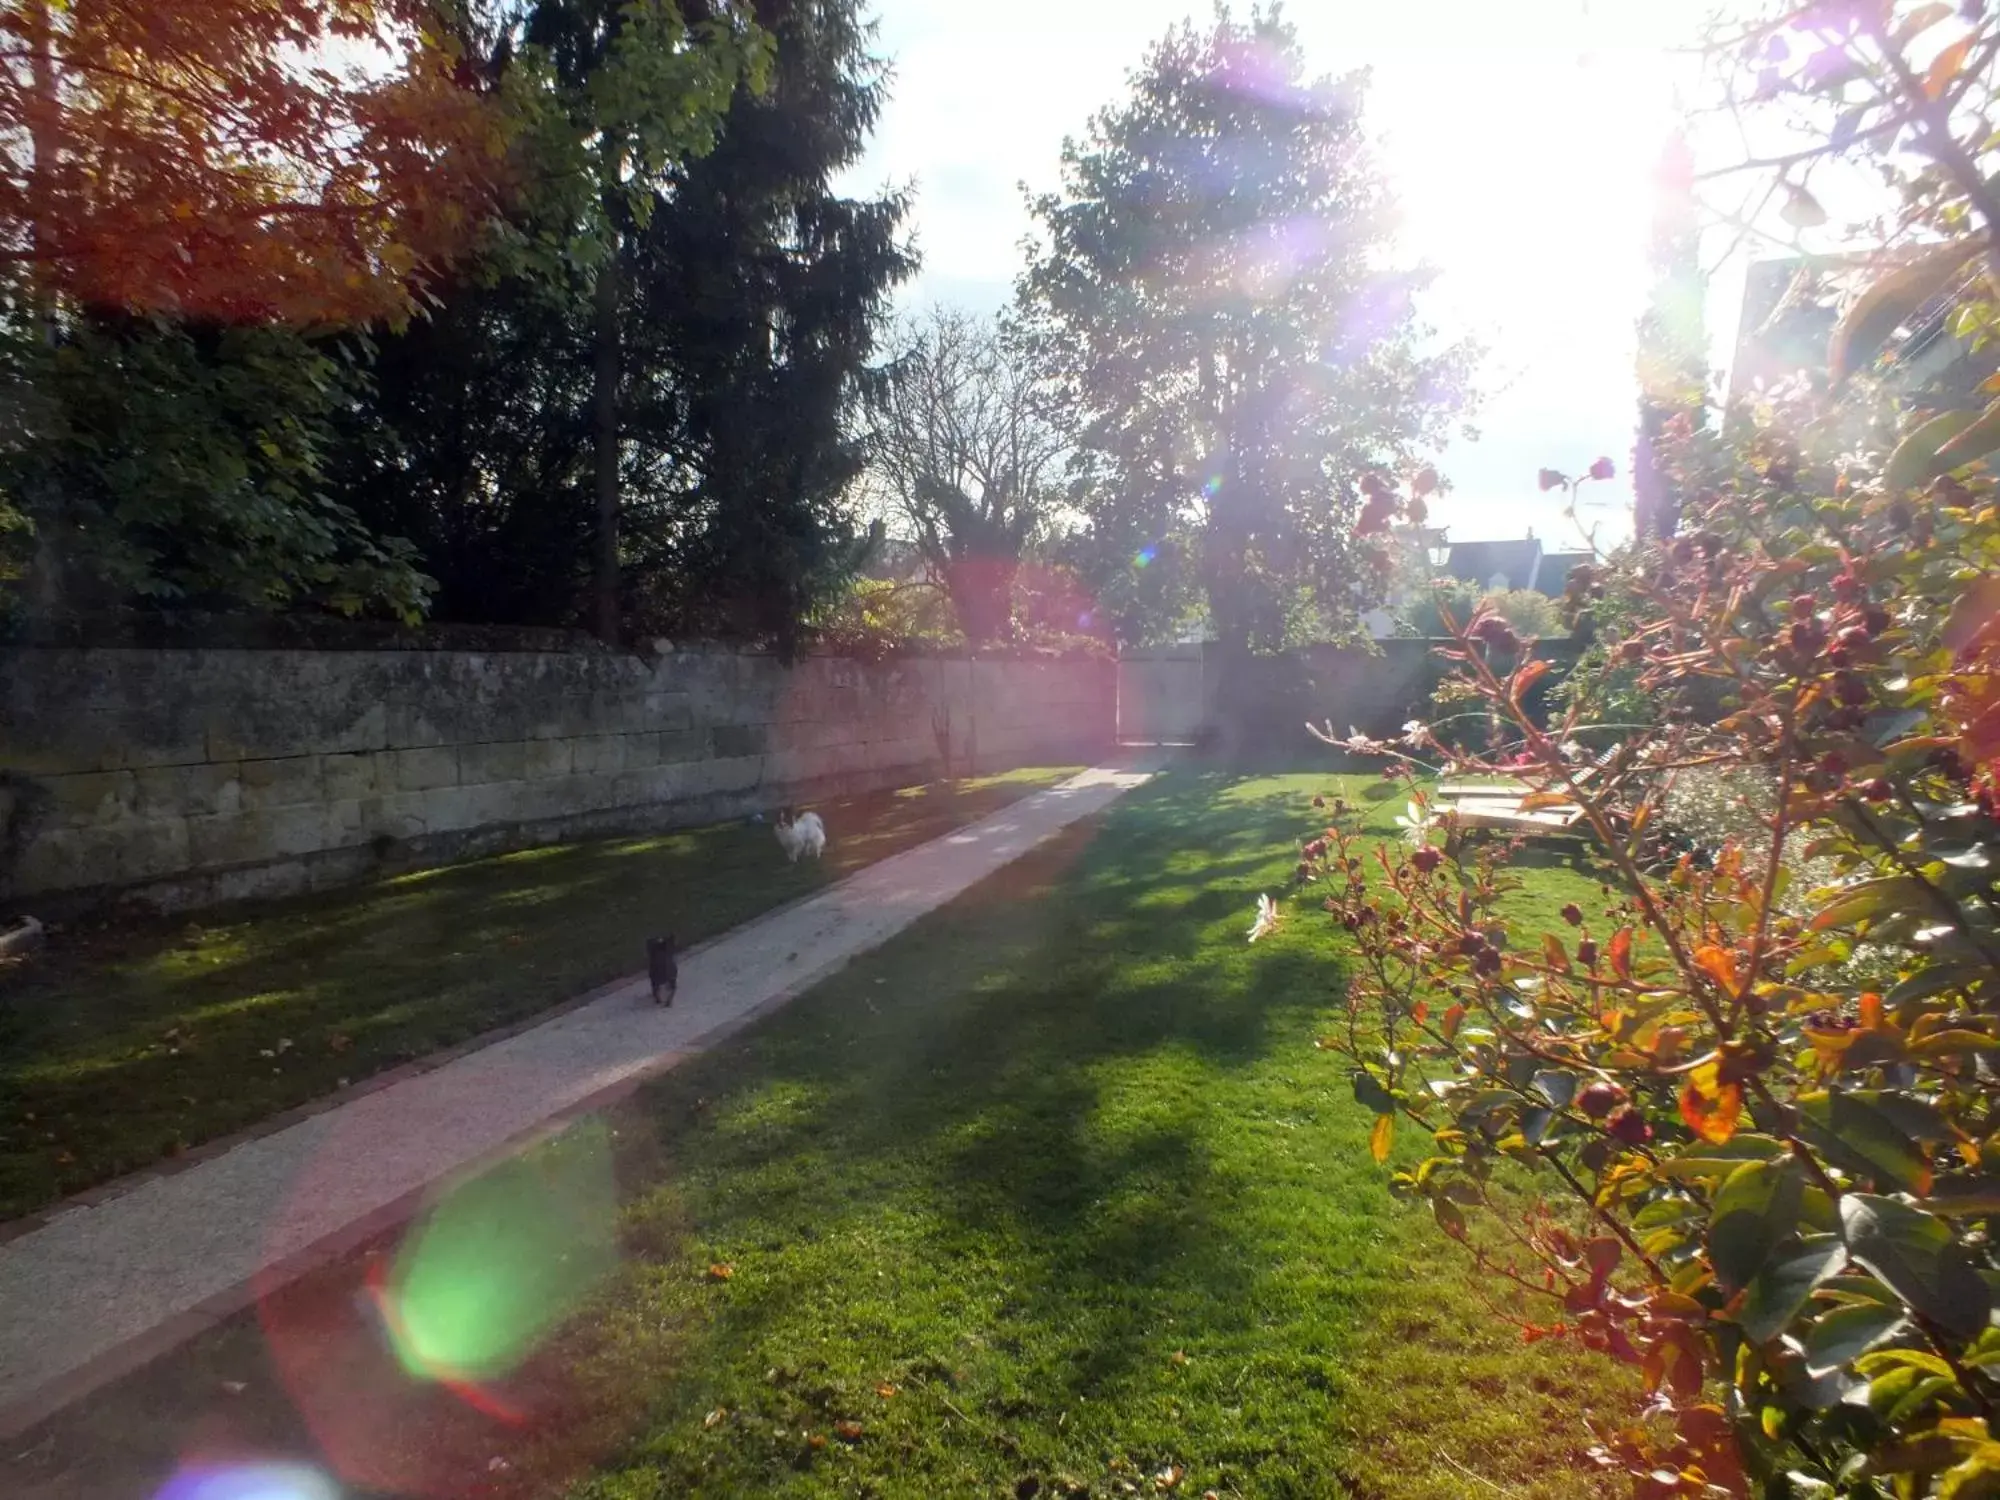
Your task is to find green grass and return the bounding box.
[0,770,1634,1500]
[0,766,1076,1220]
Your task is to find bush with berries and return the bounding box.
[1308,377,2000,1498]
[1297,7,2000,1486]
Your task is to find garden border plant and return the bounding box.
[1292,4,2000,1493]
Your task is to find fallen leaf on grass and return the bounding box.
[703,1408,726,1430]
[875,1383,898,1399]
[706,1263,734,1282]
[834,1421,864,1443]
[1154,1465,1184,1491]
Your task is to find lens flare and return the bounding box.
[1134,545,1158,568]
[151,1463,342,1500]
[375,1119,620,1390]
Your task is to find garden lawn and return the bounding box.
[0,766,1075,1220]
[1,769,1632,1500]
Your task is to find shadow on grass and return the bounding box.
[0,767,1078,1219]
[0,769,1624,1500]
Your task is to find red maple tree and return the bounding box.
[0,0,505,325]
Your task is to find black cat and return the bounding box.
[646,934,678,1006]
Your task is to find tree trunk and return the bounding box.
[591,249,621,644]
[24,0,58,341]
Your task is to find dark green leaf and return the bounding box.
[1710,1158,1804,1290]
[1738,1233,1846,1343]
[1920,1182,2000,1217]
[1351,1070,1395,1114]
[1657,1134,1787,1180]
[1886,410,1981,491]
[1798,1092,1933,1194]
[1887,960,1986,1007]
[1532,1070,1576,1108]
[1839,1193,1992,1337]
[1805,1301,1908,1375]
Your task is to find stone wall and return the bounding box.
[0,645,1115,912]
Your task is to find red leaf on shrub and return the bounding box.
[1441,1002,1465,1040]
[1610,928,1634,981]
[1543,933,1571,972]
[1859,992,1883,1029]
[1693,944,1740,994]
[1512,659,1551,697]
[1679,1069,1744,1144]
[1411,999,1429,1023]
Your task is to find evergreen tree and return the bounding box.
[625,0,914,655]
[330,0,910,651]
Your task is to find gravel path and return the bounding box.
[0,763,1155,1434]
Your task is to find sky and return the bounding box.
[835,0,1722,551]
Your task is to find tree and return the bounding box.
[1019,5,1473,656]
[325,0,909,650]
[867,306,1070,644]
[0,0,504,326]
[0,0,513,620]
[321,263,598,627]
[0,312,433,620]
[1307,4,2000,1490]
[497,0,771,642]
[622,0,914,656]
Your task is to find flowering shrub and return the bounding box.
[1306,390,2000,1492]
[1295,5,2000,1485]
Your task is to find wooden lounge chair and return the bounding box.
[1431,747,1619,839]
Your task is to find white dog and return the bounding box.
[774,807,827,863]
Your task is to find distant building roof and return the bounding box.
[1445,537,1542,593]
[1532,551,1592,595]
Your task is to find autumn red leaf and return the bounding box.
[1610,928,1634,980]
[1441,1002,1466,1039]
[1678,1072,1744,1145]
[1693,944,1740,995]
[3,0,508,325]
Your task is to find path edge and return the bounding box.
[0,766,1154,1441]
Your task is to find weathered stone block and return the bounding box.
[135,761,244,820]
[523,738,572,779]
[710,723,768,759]
[47,769,138,825]
[320,751,381,802]
[186,805,331,868]
[457,739,529,786]
[391,746,459,792]
[8,827,109,892]
[564,734,619,775]
[238,755,324,811]
[656,729,706,765]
